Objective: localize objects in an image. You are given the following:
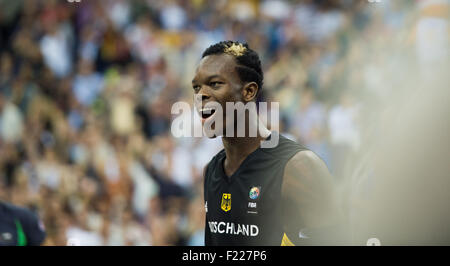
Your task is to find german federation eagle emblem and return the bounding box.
[221,193,231,212]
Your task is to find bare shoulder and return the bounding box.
[286,150,328,170]
[281,150,336,225]
[281,150,344,244]
[283,150,332,188]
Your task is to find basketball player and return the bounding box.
[192,41,343,246]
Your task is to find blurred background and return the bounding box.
[0,0,448,245]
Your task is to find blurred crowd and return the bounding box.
[0,0,448,245]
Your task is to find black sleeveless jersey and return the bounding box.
[203,132,307,246]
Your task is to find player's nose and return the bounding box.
[199,93,210,101]
[194,92,211,102]
[193,92,211,109]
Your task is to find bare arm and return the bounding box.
[281,150,346,245]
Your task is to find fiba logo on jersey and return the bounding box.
[221,193,231,212]
[249,187,260,200]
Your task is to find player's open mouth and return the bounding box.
[199,107,216,123]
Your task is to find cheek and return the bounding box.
[218,84,242,104]
[217,90,239,118]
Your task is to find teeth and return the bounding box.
[200,108,214,113]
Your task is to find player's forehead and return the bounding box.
[193,54,238,82]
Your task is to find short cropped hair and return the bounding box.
[201,41,263,97]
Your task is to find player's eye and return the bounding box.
[210,81,223,88]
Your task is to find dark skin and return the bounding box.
[281,150,342,245]
[193,53,342,245]
[192,53,265,176]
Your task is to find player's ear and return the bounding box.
[241,82,259,102]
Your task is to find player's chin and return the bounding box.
[201,115,228,138]
[202,124,220,138]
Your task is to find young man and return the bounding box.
[192,41,343,246]
[0,201,46,246]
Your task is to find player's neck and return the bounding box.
[221,122,271,177]
[222,135,264,155]
[221,136,262,177]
